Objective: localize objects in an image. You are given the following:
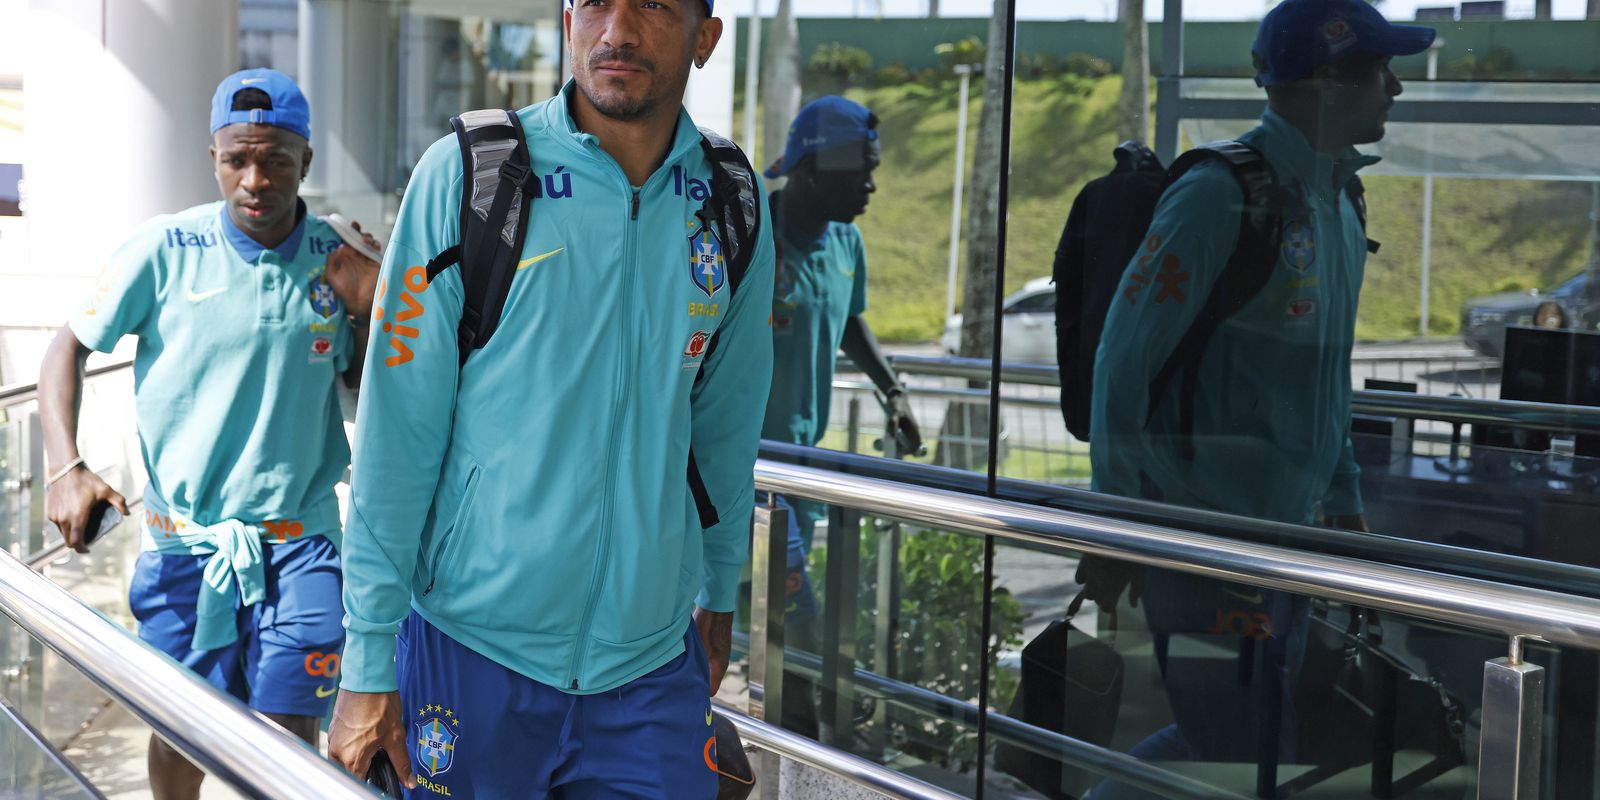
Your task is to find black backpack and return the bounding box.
[422,108,763,529]
[1052,140,1377,448]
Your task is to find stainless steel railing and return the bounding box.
[0,359,135,407]
[885,354,1600,436]
[0,549,377,799]
[749,459,1587,799]
[755,459,1600,651]
[716,704,968,800]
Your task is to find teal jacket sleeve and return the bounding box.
[1322,430,1364,517]
[1088,162,1245,498]
[340,136,467,693]
[691,185,777,613]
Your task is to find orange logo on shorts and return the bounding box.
[263,520,305,543]
[305,652,341,678]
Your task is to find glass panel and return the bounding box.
[736,502,991,795]
[983,545,1522,799]
[748,9,1008,472]
[0,694,99,799]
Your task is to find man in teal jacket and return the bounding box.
[328,1,774,797]
[1088,0,1432,792]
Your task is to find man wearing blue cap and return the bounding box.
[329,1,774,796]
[764,96,921,549]
[38,68,378,800]
[1088,0,1434,794]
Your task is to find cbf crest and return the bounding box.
[689,223,727,299]
[308,276,342,319]
[1280,217,1317,273]
[414,704,463,778]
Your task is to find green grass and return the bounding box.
[778,75,1597,343]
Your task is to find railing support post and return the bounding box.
[749,499,789,800]
[820,506,861,749]
[1478,635,1545,800]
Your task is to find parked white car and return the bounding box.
[941,276,1058,365]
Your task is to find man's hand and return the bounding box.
[328,689,416,790]
[693,607,733,696]
[325,221,381,319]
[1328,514,1369,532]
[45,467,128,554]
[887,389,924,456]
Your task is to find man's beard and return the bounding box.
[579,78,657,122]
[578,46,661,122]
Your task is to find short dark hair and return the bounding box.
[231,87,273,113]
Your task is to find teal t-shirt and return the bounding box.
[69,201,353,536]
[763,219,869,447]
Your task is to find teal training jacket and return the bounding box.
[340,83,775,695]
[1090,110,1374,526]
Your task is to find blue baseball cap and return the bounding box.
[764,96,879,179]
[209,69,311,141]
[1253,0,1435,87]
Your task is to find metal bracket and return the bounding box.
[748,500,788,725]
[1478,635,1545,800]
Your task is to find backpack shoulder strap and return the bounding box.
[1145,140,1286,459]
[683,130,764,531]
[425,108,537,366]
[696,128,762,298]
[1345,176,1381,254]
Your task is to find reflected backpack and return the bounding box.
[1052,140,1376,448]
[422,109,763,529]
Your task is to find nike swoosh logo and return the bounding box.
[705,708,714,726]
[516,247,565,270]
[186,287,228,303]
[1224,588,1265,604]
[315,685,337,698]
[240,78,265,85]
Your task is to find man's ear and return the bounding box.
[302,146,314,180]
[693,14,723,68]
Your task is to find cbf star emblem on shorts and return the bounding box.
[414,705,462,777]
[1280,219,1317,273]
[689,226,727,299]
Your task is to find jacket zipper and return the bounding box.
[566,179,649,690]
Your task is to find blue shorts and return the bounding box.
[397,612,719,800]
[128,535,344,718]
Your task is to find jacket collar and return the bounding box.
[543,79,704,173]
[1254,108,1381,198]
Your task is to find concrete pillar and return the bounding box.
[18,0,237,328]
[298,0,392,226]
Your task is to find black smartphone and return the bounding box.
[82,501,122,546]
[367,749,405,798]
[44,500,122,547]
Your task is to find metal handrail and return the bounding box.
[731,633,1249,800]
[0,359,135,407]
[755,459,1600,651]
[759,441,1600,598]
[715,705,967,800]
[0,550,376,800]
[884,354,1600,436]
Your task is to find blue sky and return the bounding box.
[719,0,1592,21]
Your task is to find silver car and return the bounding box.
[941,276,1058,364]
